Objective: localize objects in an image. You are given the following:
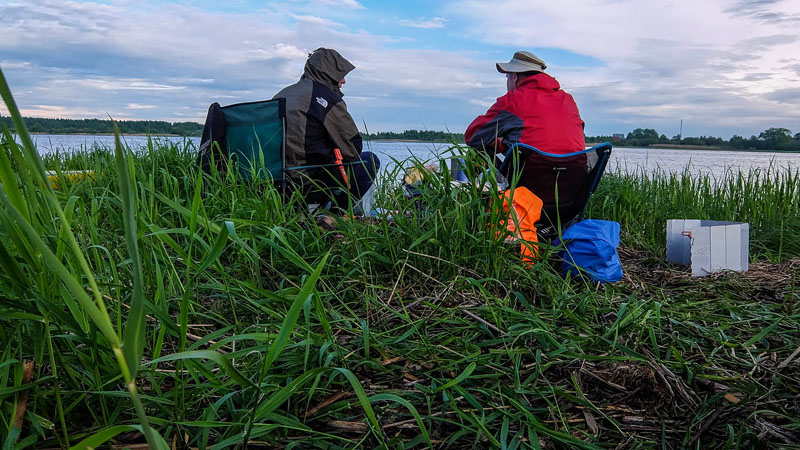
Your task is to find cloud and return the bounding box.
[2,0,800,137]
[739,34,799,51]
[2,1,484,128]
[766,88,800,103]
[443,0,800,137]
[468,98,494,108]
[288,14,342,27]
[1,1,326,115]
[315,0,365,9]
[13,104,102,119]
[0,60,33,70]
[737,72,774,81]
[398,17,447,29]
[784,62,800,75]
[725,0,800,24]
[77,79,186,91]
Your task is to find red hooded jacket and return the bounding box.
[465,73,585,155]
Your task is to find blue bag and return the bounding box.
[557,219,623,283]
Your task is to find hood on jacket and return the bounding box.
[518,72,561,92]
[301,48,355,96]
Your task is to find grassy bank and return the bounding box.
[1,75,799,448]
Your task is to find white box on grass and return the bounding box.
[666,220,749,276]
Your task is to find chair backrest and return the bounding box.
[221,98,286,182]
[499,142,613,239]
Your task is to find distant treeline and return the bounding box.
[363,129,464,143]
[367,127,800,151]
[5,116,800,151]
[0,116,203,137]
[587,127,800,151]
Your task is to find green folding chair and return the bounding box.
[221,98,287,184]
[198,98,363,204]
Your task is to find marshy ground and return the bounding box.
[0,119,798,448]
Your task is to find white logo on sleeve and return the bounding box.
[316,97,328,108]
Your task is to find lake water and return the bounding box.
[24,134,800,179]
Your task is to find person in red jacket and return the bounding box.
[465,51,587,206]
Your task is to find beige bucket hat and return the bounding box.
[496,51,547,73]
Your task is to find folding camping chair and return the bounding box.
[498,142,613,241]
[197,98,362,205]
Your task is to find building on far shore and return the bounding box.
[612,134,625,141]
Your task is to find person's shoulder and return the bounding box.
[272,79,309,99]
[490,91,512,106]
[498,89,524,109]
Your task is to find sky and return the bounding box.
[1,0,800,139]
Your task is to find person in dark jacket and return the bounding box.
[273,48,379,209]
[465,51,589,207]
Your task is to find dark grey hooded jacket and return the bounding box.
[272,48,362,176]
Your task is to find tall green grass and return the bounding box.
[589,166,800,261]
[0,68,392,449]
[1,67,799,449]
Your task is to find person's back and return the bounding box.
[494,73,585,155]
[273,48,379,209]
[465,51,587,207]
[273,48,362,170]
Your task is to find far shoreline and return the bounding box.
[20,134,798,153]
[586,142,798,153]
[30,132,187,137]
[366,138,460,144]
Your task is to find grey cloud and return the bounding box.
[729,0,780,5]
[571,73,800,139]
[1,1,487,127]
[626,39,736,79]
[738,72,773,81]
[0,1,340,117]
[724,0,800,24]
[739,34,799,52]
[751,11,800,25]
[0,1,117,36]
[4,0,800,138]
[442,0,800,138]
[0,5,59,25]
[766,88,800,103]
[781,63,800,75]
[623,34,794,92]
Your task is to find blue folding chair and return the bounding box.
[498,142,613,240]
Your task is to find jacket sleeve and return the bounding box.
[465,94,523,154]
[323,100,362,162]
